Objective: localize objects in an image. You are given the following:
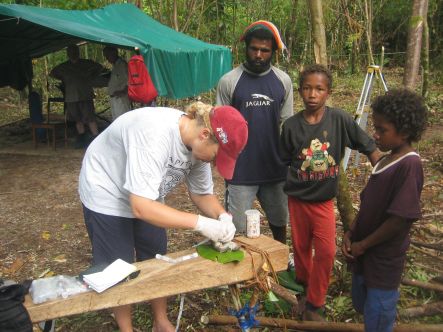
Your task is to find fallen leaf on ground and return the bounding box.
[6,257,25,274]
[53,254,67,263]
[38,268,53,278]
[41,231,51,240]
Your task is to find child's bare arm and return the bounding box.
[341,217,358,261]
[367,149,382,166]
[341,230,354,261]
[350,215,411,258]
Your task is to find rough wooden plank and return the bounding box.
[24,235,288,323]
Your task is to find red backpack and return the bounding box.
[127,55,158,104]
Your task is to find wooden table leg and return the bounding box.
[32,126,37,148]
[52,127,56,150]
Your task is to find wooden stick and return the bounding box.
[399,301,443,318]
[422,212,443,219]
[269,280,299,307]
[228,284,248,332]
[421,223,443,235]
[411,241,443,252]
[402,278,443,293]
[431,275,443,284]
[228,284,242,311]
[411,262,443,275]
[201,315,443,331]
[411,246,443,263]
[0,189,41,195]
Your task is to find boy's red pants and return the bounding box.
[288,196,336,307]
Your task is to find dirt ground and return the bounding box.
[0,116,280,331]
[0,85,442,331]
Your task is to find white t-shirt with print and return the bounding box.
[79,107,213,218]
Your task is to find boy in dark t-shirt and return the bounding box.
[280,64,380,321]
[341,89,427,332]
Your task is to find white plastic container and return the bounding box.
[245,209,260,238]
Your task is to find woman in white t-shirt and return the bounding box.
[79,102,247,332]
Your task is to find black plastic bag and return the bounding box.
[0,279,33,332]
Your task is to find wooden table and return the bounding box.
[24,235,289,323]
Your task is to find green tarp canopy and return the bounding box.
[0,3,232,99]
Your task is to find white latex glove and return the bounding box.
[218,212,233,223]
[194,215,236,243]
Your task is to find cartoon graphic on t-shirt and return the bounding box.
[297,137,338,181]
[301,138,336,171]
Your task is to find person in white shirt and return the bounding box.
[102,46,131,120]
[79,101,248,332]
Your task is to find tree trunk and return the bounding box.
[172,0,179,31]
[421,12,429,98]
[307,0,328,66]
[287,0,299,61]
[132,0,142,9]
[403,0,429,89]
[202,315,443,331]
[399,301,443,318]
[336,164,355,232]
[402,278,443,293]
[180,0,198,33]
[411,241,443,252]
[364,0,375,64]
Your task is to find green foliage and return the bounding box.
[401,265,437,301]
[2,0,115,9]
[233,288,291,318]
[57,311,114,331]
[326,295,356,322]
[431,54,443,84]
[276,270,304,293]
[424,90,443,124]
[133,304,153,330]
[262,296,292,317]
[196,244,244,263]
[3,0,443,91]
[3,0,443,68]
[372,0,412,53]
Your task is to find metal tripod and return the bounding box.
[343,65,388,170]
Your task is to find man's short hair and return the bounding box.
[67,44,79,53]
[66,44,79,60]
[103,46,118,57]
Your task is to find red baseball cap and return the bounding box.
[210,106,248,180]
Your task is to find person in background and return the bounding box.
[102,46,131,120]
[280,64,380,321]
[342,89,427,332]
[79,101,248,332]
[216,20,293,244]
[50,44,105,148]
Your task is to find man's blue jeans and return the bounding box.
[225,181,288,233]
[352,273,399,332]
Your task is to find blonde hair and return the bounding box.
[185,102,215,136]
